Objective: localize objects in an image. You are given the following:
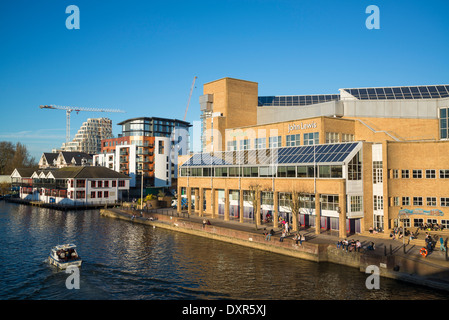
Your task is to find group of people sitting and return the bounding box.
[418,222,445,232]
[336,239,370,252]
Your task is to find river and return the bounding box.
[0,201,447,300]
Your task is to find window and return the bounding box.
[412,170,422,179]
[442,220,449,229]
[373,161,383,184]
[278,192,292,208]
[118,180,125,187]
[439,170,449,178]
[426,197,436,206]
[413,197,423,206]
[304,132,319,145]
[297,165,315,178]
[402,197,410,206]
[320,194,339,211]
[413,218,423,227]
[239,139,250,150]
[286,134,300,147]
[97,191,102,198]
[76,180,86,188]
[269,136,282,148]
[392,170,399,179]
[373,195,383,211]
[104,181,109,188]
[426,169,436,179]
[342,133,354,142]
[440,198,449,207]
[214,167,228,177]
[104,191,109,198]
[440,107,449,139]
[393,197,400,206]
[325,132,339,144]
[277,166,296,178]
[350,196,363,212]
[158,140,164,154]
[254,138,266,149]
[401,170,409,178]
[112,181,116,187]
[91,191,96,199]
[261,192,273,205]
[348,152,362,180]
[97,180,103,188]
[227,140,237,151]
[91,181,96,188]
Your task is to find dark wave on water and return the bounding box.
[0,201,447,301]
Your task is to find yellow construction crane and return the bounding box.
[39,105,125,142]
[183,76,197,121]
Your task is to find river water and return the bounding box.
[0,201,447,300]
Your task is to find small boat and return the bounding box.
[48,244,82,269]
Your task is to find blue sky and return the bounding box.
[1,0,448,159]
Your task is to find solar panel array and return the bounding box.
[182,142,360,167]
[341,85,449,100]
[258,95,340,107]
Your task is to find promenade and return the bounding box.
[101,206,449,293]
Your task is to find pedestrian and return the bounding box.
[280,231,285,242]
[356,240,361,252]
[440,237,446,252]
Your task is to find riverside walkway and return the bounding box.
[102,206,449,292]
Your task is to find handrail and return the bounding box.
[355,119,400,141]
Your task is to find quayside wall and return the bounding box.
[100,209,449,292]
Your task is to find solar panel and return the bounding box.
[258,94,340,107]
[342,85,449,100]
[182,142,360,168]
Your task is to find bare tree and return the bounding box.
[0,141,37,174]
[248,184,262,230]
[287,189,309,232]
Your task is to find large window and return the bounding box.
[348,152,362,180]
[350,196,363,212]
[440,107,449,139]
[254,138,266,149]
[373,161,383,184]
[303,132,319,145]
[373,195,383,211]
[320,194,339,211]
[325,132,340,144]
[277,166,296,177]
[269,136,282,148]
[239,139,250,150]
[286,134,300,147]
[227,140,237,151]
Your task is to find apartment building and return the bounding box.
[94,117,191,189]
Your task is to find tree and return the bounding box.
[0,141,37,174]
[248,184,262,230]
[287,189,309,232]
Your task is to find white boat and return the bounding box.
[48,244,82,269]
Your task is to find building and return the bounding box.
[15,166,130,205]
[178,77,449,238]
[38,151,93,169]
[60,118,113,154]
[93,117,191,189]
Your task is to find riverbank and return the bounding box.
[100,208,449,293]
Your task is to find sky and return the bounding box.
[1,0,448,160]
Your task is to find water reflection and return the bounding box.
[0,201,447,300]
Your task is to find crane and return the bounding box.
[183,76,197,121]
[39,105,125,142]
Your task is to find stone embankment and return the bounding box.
[100,208,449,292]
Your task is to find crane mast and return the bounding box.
[183,76,197,121]
[39,105,125,142]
